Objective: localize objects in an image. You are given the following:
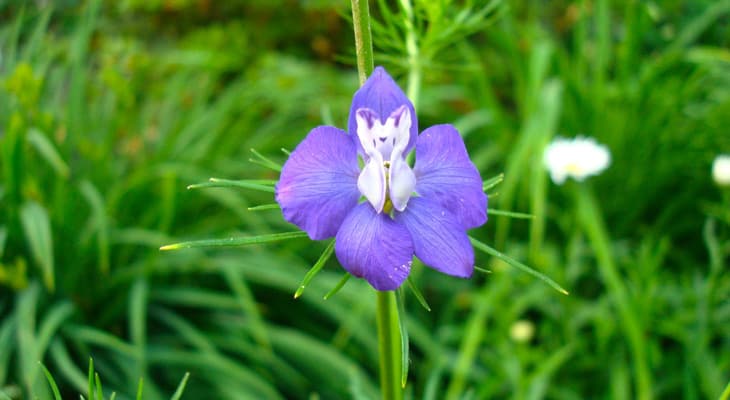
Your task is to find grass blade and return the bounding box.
[160,231,308,251]
[170,372,190,400]
[38,363,62,400]
[27,128,70,178]
[294,240,335,298]
[20,202,54,291]
[469,236,569,295]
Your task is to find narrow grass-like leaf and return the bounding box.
[474,266,492,274]
[719,379,730,400]
[487,209,534,219]
[405,278,431,312]
[38,363,62,400]
[187,178,276,193]
[20,202,54,291]
[250,148,282,171]
[0,226,7,259]
[281,148,291,155]
[248,203,280,211]
[48,341,86,392]
[396,289,410,388]
[0,390,12,400]
[110,392,117,400]
[129,279,148,377]
[170,372,190,400]
[94,372,103,400]
[79,181,110,274]
[160,231,307,251]
[136,378,144,400]
[324,274,351,300]
[27,128,70,178]
[294,240,335,298]
[469,236,569,295]
[88,358,94,400]
[482,173,504,191]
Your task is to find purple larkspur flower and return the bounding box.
[275,67,487,291]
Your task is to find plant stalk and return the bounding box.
[376,290,403,400]
[350,3,403,399]
[574,185,652,400]
[351,0,374,85]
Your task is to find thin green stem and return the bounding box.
[351,0,374,85]
[399,0,420,109]
[574,185,652,400]
[376,291,402,400]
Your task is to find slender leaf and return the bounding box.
[487,209,534,219]
[20,202,54,291]
[294,240,335,298]
[160,231,308,251]
[187,178,276,193]
[38,363,62,400]
[170,372,190,400]
[405,278,431,312]
[324,274,351,300]
[27,128,69,178]
[469,236,569,295]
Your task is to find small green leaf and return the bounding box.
[474,266,492,274]
[323,274,351,300]
[406,278,431,312]
[482,173,504,191]
[160,231,308,251]
[170,372,190,400]
[487,209,534,219]
[250,148,282,171]
[20,202,54,291]
[294,240,335,298]
[187,178,276,193]
[470,236,569,295]
[281,148,291,155]
[38,362,62,400]
[248,203,280,211]
[27,128,70,178]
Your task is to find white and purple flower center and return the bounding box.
[355,105,416,214]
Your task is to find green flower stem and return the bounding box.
[376,290,403,400]
[351,0,374,85]
[574,184,652,400]
[351,3,403,398]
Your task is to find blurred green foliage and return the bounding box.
[1,0,729,399]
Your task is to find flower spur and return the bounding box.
[276,67,487,290]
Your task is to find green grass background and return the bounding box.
[1,0,729,399]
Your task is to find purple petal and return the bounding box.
[414,124,487,229]
[335,203,414,291]
[395,197,474,278]
[347,66,417,154]
[276,126,360,240]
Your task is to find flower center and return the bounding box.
[355,106,417,214]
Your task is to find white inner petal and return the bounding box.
[355,106,416,213]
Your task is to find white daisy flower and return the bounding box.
[713,154,730,186]
[544,136,611,185]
